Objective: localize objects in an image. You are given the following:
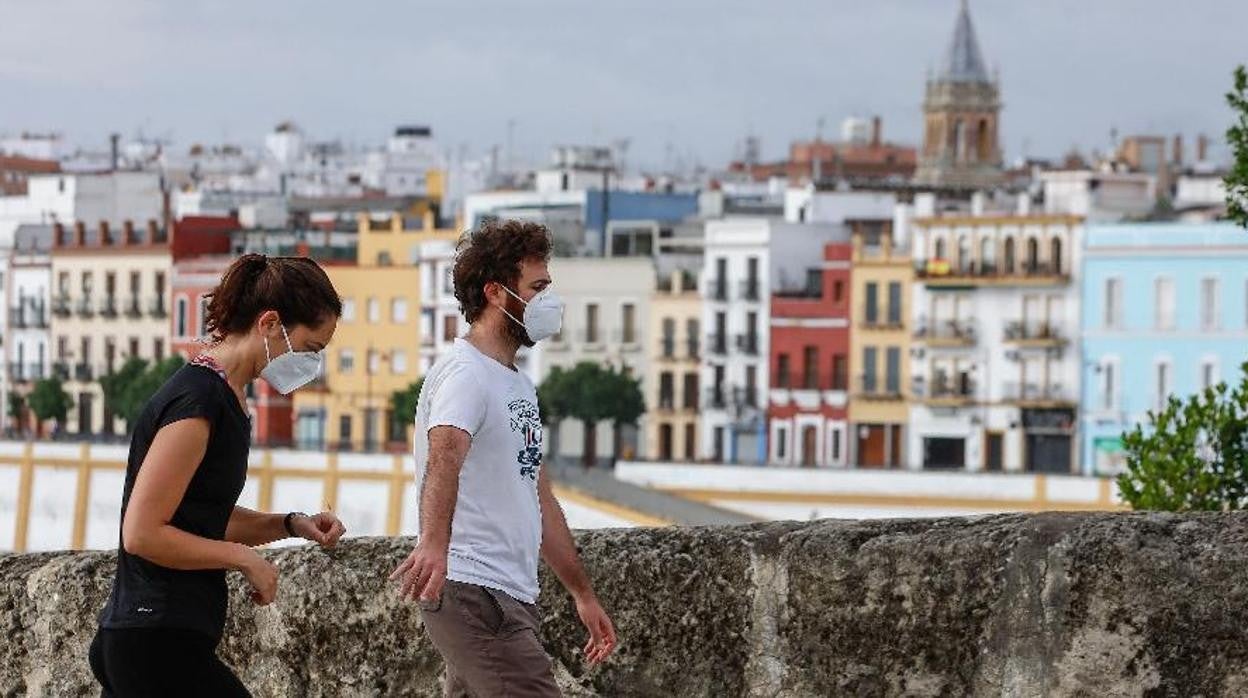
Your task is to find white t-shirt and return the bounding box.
[413,338,544,603]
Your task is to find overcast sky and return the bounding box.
[2,0,1245,170]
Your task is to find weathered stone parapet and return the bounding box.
[4,513,1248,696]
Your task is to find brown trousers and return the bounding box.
[420,580,561,697]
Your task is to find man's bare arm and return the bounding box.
[391,425,471,601]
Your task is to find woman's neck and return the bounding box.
[200,336,258,398]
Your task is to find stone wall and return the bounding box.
[4,512,1248,696]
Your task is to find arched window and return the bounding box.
[1051,237,1063,275]
[977,120,990,162]
[934,237,947,261]
[958,236,971,274]
[1003,238,1016,275]
[981,237,997,273]
[1027,237,1040,273]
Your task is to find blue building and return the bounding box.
[1080,222,1248,475]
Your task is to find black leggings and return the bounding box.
[89,627,250,697]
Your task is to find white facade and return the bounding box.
[783,186,898,225]
[1174,174,1227,208]
[700,218,846,464]
[6,227,53,405]
[539,257,655,464]
[1040,170,1156,222]
[0,171,163,245]
[414,239,467,375]
[908,216,1083,473]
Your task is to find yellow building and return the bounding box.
[848,221,910,468]
[292,212,459,452]
[645,269,701,462]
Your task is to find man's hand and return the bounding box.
[390,542,448,602]
[290,511,346,549]
[576,594,617,665]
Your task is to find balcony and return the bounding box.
[612,330,641,351]
[52,362,70,380]
[74,362,94,382]
[855,375,904,401]
[735,333,760,356]
[75,297,95,318]
[914,318,976,347]
[860,313,905,331]
[1004,321,1066,347]
[579,330,605,350]
[99,296,118,318]
[708,278,728,302]
[52,295,72,318]
[657,393,676,413]
[704,387,728,410]
[659,337,676,360]
[1003,382,1075,407]
[739,280,761,303]
[918,375,977,407]
[149,297,168,319]
[706,333,727,356]
[916,259,1070,288]
[686,338,700,361]
[125,296,143,319]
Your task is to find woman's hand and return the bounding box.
[237,547,279,606]
[290,511,347,548]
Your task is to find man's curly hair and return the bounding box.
[453,219,553,323]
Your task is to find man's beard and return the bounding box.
[502,294,536,348]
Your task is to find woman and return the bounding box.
[89,254,347,697]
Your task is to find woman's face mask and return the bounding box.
[260,323,323,395]
[499,285,564,345]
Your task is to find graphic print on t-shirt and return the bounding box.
[507,398,542,481]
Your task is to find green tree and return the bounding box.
[1117,362,1248,511]
[1225,65,1248,227]
[100,357,150,430]
[108,357,187,429]
[27,377,73,434]
[6,392,25,432]
[604,366,646,464]
[538,362,645,468]
[389,376,425,443]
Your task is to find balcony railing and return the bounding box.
[1003,382,1074,404]
[918,375,978,403]
[149,296,168,318]
[704,387,728,410]
[125,296,143,318]
[52,362,70,380]
[686,338,700,360]
[708,278,728,302]
[915,318,976,344]
[52,295,72,317]
[855,375,903,400]
[99,296,118,318]
[75,297,95,318]
[74,362,94,381]
[739,280,761,302]
[735,333,760,356]
[659,337,676,359]
[1004,321,1064,344]
[706,333,727,356]
[916,259,1070,285]
[657,393,676,412]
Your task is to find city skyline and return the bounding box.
[1,0,1244,170]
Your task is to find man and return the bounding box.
[391,219,616,696]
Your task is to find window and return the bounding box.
[340,349,355,373]
[832,354,848,391]
[745,365,757,406]
[659,372,675,409]
[683,373,699,410]
[777,427,788,460]
[1102,360,1117,411]
[392,350,408,375]
[443,315,458,342]
[1201,277,1220,330]
[1156,360,1172,412]
[129,271,140,295]
[378,251,393,266]
[154,339,164,362]
[367,297,381,324]
[886,347,901,395]
[865,283,879,324]
[81,271,93,295]
[934,237,947,260]
[586,303,599,343]
[777,354,791,389]
[686,318,700,357]
[58,272,69,295]
[175,296,189,337]
[863,347,878,392]
[887,282,902,325]
[368,349,381,374]
[746,257,760,299]
[1104,278,1123,329]
[803,346,819,389]
[198,296,209,337]
[684,423,696,461]
[342,298,356,323]
[154,272,165,298]
[661,317,676,356]
[830,426,843,463]
[392,297,408,323]
[1004,238,1016,273]
[1051,238,1063,275]
[128,337,139,359]
[622,303,636,344]
[833,280,844,303]
[339,415,353,447]
[1155,277,1175,330]
[1201,359,1218,391]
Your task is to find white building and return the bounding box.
[1039,169,1156,222]
[700,218,846,464]
[538,257,655,465]
[414,238,467,375]
[0,171,164,244]
[5,226,54,435]
[908,213,1084,473]
[783,185,898,225]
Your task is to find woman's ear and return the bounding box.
[255,309,282,337]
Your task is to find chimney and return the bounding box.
[1198,133,1209,162]
[871,116,882,148]
[54,222,65,248]
[1172,134,1184,166]
[146,220,158,245]
[73,221,86,247]
[110,133,120,172]
[98,221,110,247]
[123,220,135,245]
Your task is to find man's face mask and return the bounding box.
[498,285,564,347]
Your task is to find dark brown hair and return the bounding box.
[453,219,553,323]
[204,254,342,342]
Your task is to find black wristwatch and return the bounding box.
[283,511,308,537]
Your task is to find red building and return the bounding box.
[169,216,297,448]
[729,118,916,184]
[767,242,853,467]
